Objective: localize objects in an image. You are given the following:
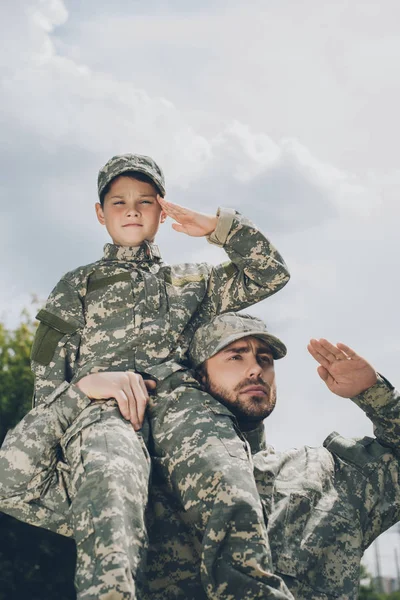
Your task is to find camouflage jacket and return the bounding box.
[144,376,400,600]
[30,207,289,407]
[0,207,289,532]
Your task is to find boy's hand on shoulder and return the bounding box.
[76,372,156,431]
[157,196,217,237]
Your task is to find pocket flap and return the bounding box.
[36,309,82,334]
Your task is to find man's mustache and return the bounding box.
[234,377,270,394]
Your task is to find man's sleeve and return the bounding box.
[350,374,399,449]
[202,208,290,315]
[324,429,400,550]
[324,376,400,549]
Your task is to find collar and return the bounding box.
[103,241,162,263]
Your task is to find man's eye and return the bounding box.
[260,356,272,364]
[229,355,241,361]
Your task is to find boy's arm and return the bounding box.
[31,276,84,407]
[158,198,290,315]
[0,276,86,534]
[205,207,290,313]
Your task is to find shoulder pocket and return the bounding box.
[323,431,389,470]
[31,309,81,366]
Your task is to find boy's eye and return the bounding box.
[113,200,124,205]
[141,200,153,205]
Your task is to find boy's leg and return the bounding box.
[148,372,293,600]
[64,401,150,600]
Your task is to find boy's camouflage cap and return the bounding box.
[98,153,166,199]
[189,312,287,368]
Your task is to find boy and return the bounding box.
[0,154,292,600]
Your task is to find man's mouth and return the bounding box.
[239,385,268,395]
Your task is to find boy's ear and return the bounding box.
[160,210,167,224]
[95,202,105,225]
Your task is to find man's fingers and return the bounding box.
[336,343,358,359]
[307,342,331,369]
[309,338,348,363]
[317,365,329,381]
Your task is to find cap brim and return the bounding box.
[212,330,287,360]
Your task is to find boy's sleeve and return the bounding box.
[0,276,89,534]
[203,208,290,315]
[0,384,90,536]
[31,276,85,407]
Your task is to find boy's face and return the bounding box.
[95,175,166,246]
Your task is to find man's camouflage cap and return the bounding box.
[189,312,287,368]
[98,153,166,199]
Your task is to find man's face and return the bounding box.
[95,175,166,246]
[202,336,277,428]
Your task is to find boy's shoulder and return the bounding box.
[165,261,212,285]
[55,258,103,292]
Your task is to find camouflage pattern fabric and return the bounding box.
[97,153,166,198]
[142,375,400,600]
[189,311,287,367]
[0,208,292,599]
[147,369,292,599]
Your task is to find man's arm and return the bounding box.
[308,338,400,545]
[307,338,400,447]
[158,199,290,316]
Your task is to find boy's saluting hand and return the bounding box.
[157,196,217,237]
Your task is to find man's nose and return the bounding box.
[247,359,263,378]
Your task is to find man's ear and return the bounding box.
[95,202,105,225]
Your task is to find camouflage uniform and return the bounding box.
[143,316,400,600]
[0,155,292,599]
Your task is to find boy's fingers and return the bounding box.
[115,390,130,420]
[144,379,157,391]
[171,223,186,233]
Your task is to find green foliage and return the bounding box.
[0,311,35,445]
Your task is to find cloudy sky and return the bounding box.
[2,0,400,581]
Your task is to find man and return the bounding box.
[143,312,400,600]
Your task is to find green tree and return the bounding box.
[0,312,76,600]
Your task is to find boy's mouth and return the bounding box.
[122,223,143,227]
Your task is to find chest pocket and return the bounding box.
[84,272,134,332]
[268,488,362,596]
[164,271,208,335]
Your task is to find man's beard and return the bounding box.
[204,373,276,425]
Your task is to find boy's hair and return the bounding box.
[100,171,163,206]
